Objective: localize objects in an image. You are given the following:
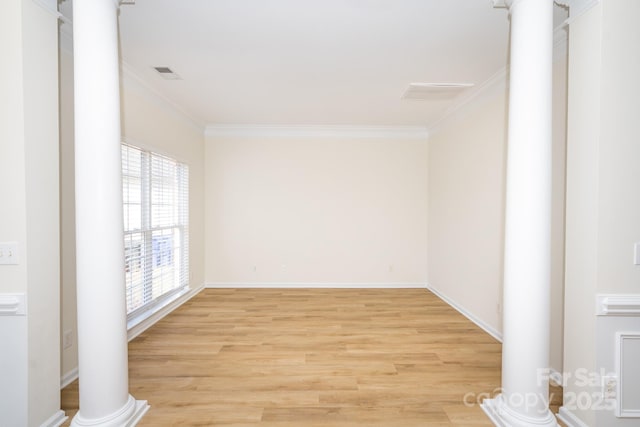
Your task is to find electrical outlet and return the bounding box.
[63,329,73,349]
[602,375,617,399]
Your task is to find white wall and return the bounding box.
[563,1,640,425]
[597,0,640,297]
[427,47,568,368]
[563,5,601,426]
[23,1,61,424]
[0,2,29,425]
[120,72,206,288]
[427,85,508,339]
[59,48,206,385]
[0,0,61,425]
[59,45,78,385]
[551,42,569,376]
[204,130,428,285]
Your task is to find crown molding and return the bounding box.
[205,124,429,140]
[491,0,514,9]
[120,63,206,132]
[56,20,203,132]
[33,0,72,26]
[59,20,73,54]
[553,25,568,61]
[427,67,507,136]
[428,25,567,137]
[558,0,601,25]
[31,0,57,15]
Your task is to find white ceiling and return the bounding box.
[64,1,568,128]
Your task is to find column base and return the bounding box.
[481,394,558,427]
[71,395,149,427]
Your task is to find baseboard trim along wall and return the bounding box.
[127,284,205,341]
[557,406,590,427]
[425,284,503,342]
[39,409,68,427]
[205,282,429,289]
[60,367,78,389]
[60,284,205,390]
[206,283,504,342]
[549,368,564,387]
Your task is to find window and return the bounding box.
[122,143,189,316]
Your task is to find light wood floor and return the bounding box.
[61,289,562,426]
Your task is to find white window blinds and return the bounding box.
[122,143,189,316]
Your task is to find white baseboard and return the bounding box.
[61,285,204,389]
[557,407,590,427]
[425,284,503,342]
[39,410,67,427]
[550,368,564,387]
[205,282,428,289]
[60,367,78,389]
[127,284,205,341]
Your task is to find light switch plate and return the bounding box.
[0,242,19,265]
[634,242,640,265]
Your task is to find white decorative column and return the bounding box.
[72,0,149,425]
[482,0,557,426]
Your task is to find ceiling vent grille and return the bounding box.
[153,66,182,80]
[402,83,474,100]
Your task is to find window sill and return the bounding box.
[127,284,204,341]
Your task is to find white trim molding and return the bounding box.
[553,26,568,61]
[596,294,640,316]
[557,0,601,25]
[61,285,204,390]
[59,23,73,54]
[206,282,428,289]
[70,396,148,427]
[0,293,27,316]
[427,67,507,135]
[61,367,79,389]
[428,25,567,137]
[204,125,429,140]
[425,284,503,342]
[120,62,205,132]
[127,284,205,341]
[39,410,68,427]
[557,406,590,427]
[616,332,640,418]
[32,0,60,17]
[549,368,564,387]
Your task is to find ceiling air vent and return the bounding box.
[402,83,474,100]
[153,66,182,80]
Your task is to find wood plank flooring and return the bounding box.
[61,289,562,426]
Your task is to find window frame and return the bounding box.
[122,141,189,319]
